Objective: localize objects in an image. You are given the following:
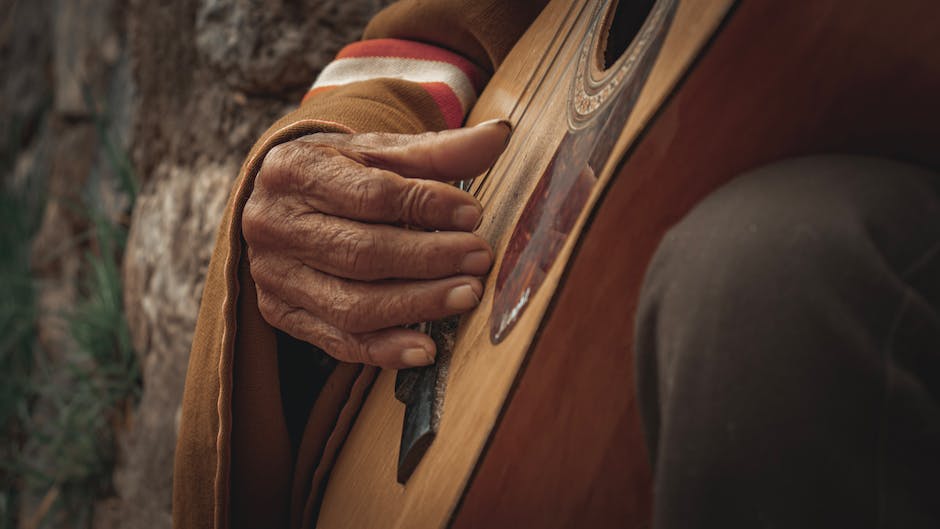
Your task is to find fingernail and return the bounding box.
[453,205,482,231]
[459,250,491,275]
[401,347,434,367]
[445,283,481,312]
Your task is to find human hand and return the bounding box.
[243,121,510,368]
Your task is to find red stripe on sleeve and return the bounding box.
[336,39,487,92]
[420,82,465,129]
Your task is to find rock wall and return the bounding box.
[2,0,131,525]
[111,1,390,528]
[1,0,388,527]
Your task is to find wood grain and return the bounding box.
[455,1,940,527]
[314,0,940,527]
[314,1,731,527]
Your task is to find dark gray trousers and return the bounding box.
[635,156,940,528]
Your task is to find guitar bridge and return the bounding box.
[394,316,459,483]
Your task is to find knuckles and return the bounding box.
[258,142,298,191]
[325,289,367,334]
[256,288,358,362]
[314,220,378,278]
[245,254,282,296]
[256,289,290,331]
[338,230,378,278]
[241,197,273,247]
[319,333,358,363]
[255,287,370,365]
[259,140,333,194]
[320,281,395,335]
[313,322,376,364]
[350,171,400,220]
[246,132,477,353]
[400,181,439,226]
[242,195,304,252]
[259,138,407,225]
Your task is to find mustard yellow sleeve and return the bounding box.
[291,0,549,134]
[173,2,547,528]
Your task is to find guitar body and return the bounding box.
[314,0,940,527]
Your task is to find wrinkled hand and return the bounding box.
[243,121,510,368]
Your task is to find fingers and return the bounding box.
[251,253,483,335]
[259,144,483,231]
[248,123,510,368]
[244,209,492,281]
[256,292,438,368]
[348,119,512,182]
[316,170,482,231]
[252,258,482,368]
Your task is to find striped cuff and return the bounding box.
[303,38,489,129]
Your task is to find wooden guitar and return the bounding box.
[308,0,940,527]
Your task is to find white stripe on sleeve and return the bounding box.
[311,57,478,113]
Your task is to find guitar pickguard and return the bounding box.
[491,0,676,343]
[396,0,678,486]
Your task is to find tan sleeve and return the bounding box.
[172,2,547,528]
[364,0,549,72]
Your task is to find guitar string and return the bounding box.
[403,2,592,466]
[477,0,619,208]
[477,0,668,203]
[472,2,584,204]
[471,0,585,201]
[474,37,579,207]
[417,4,594,348]
[470,0,595,206]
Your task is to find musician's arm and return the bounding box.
[281,0,549,136]
[239,0,554,365]
[175,2,547,528]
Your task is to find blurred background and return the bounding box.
[0,0,389,527]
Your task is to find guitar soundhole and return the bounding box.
[491,0,677,343]
[602,0,656,70]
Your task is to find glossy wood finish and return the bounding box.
[314,1,732,528]
[316,0,940,527]
[491,0,674,343]
[455,1,940,528]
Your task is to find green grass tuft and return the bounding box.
[0,109,47,529]
[1,91,141,528]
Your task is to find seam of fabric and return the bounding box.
[301,365,379,527]
[213,118,357,529]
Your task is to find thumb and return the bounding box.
[364,119,511,182]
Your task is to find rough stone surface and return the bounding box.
[127,0,389,181]
[3,0,390,526]
[0,0,52,140]
[30,123,96,356]
[195,0,381,94]
[3,0,131,525]
[103,159,236,528]
[52,0,122,117]
[105,1,390,528]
